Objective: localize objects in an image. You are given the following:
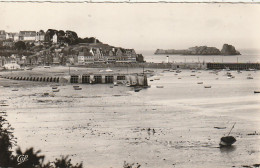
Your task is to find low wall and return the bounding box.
[207,63,260,70]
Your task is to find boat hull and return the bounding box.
[219,136,236,146]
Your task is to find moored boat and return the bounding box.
[52,89,60,92]
[219,136,236,147]
[156,85,164,88]
[254,91,260,94]
[134,87,142,92]
[204,85,211,88]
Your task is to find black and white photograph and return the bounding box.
[0,1,260,168]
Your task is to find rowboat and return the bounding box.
[197,82,203,84]
[219,136,236,146]
[52,89,60,92]
[156,86,164,88]
[254,91,260,94]
[204,86,211,88]
[134,88,142,92]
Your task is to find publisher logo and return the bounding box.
[17,155,28,165]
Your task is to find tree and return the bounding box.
[15,41,26,50]
[0,112,16,167]
[53,155,83,168]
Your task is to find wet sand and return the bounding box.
[0,67,260,168]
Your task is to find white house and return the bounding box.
[52,33,58,43]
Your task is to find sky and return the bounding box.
[0,2,260,51]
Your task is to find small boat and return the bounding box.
[247,76,254,79]
[134,88,142,92]
[114,82,118,86]
[73,85,80,88]
[52,89,60,92]
[219,136,236,146]
[154,77,160,80]
[25,67,33,70]
[3,85,10,87]
[176,70,182,73]
[105,68,113,72]
[12,89,19,91]
[254,91,260,94]
[247,68,256,71]
[150,79,154,82]
[197,82,203,84]
[110,86,114,88]
[52,86,58,89]
[204,86,211,88]
[126,83,131,87]
[190,74,196,76]
[156,86,164,88]
[74,87,82,90]
[178,78,181,79]
[43,93,49,96]
[44,66,51,68]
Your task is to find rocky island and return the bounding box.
[155,44,241,55]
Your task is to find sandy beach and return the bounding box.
[0,67,260,168]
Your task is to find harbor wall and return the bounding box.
[0,73,148,86]
[207,63,260,70]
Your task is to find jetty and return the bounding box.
[0,73,148,87]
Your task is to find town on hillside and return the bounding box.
[0,30,144,70]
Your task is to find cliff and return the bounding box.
[155,44,240,56]
[221,44,241,55]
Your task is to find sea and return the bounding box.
[138,49,260,63]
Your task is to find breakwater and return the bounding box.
[207,63,260,70]
[1,76,60,82]
[0,73,148,86]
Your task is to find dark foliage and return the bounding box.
[14,147,45,168]
[54,155,83,168]
[14,41,26,50]
[0,112,16,167]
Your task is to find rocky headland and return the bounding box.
[155,44,241,55]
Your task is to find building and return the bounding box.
[52,33,58,43]
[19,31,36,41]
[14,33,19,41]
[36,30,45,41]
[0,30,6,41]
[91,48,105,62]
[6,32,16,41]
[78,49,94,65]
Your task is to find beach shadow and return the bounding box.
[219,145,237,153]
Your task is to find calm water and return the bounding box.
[138,49,260,63]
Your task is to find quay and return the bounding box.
[0,73,148,87]
[207,63,260,70]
